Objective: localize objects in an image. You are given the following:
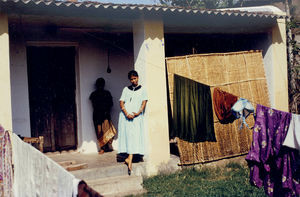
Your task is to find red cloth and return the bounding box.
[213,88,238,124]
[78,180,103,197]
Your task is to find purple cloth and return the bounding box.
[0,125,13,197]
[246,104,300,197]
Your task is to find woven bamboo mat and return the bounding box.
[166,51,270,165]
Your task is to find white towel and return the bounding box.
[11,133,76,197]
[283,114,300,150]
[72,178,81,197]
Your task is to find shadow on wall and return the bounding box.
[272,23,284,44]
[79,33,134,153]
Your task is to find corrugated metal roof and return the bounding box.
[0,0,286,19]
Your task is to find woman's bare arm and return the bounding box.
[133,100,147,117]
[120,101,134,119]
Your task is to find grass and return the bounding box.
[136,162,266,197]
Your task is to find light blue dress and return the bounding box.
[118,86,148,155]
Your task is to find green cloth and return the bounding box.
[172,74,216,142]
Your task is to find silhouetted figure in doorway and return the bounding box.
[90,78,116,154]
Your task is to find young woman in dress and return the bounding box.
[118,70,148,175]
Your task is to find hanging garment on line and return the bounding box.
[11,132,77,197]
[246,104,300,197]
[283,114,300,151]
[231,98,255,129]
[213,88,238,124]
[171,74,216,143]
[0,125,13,197]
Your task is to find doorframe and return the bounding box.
[26,41,81,150]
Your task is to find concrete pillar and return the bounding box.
[0,13,12,130]
[271,18,289,111]
[133,18,170,175]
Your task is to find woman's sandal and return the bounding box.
[124,159,132,176]
[128,163,132,176]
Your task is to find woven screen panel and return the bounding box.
[166,51,270,165]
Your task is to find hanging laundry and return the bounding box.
[171,74,216,143]
[213,88,238,124]
[231,98,255,129]
[246,104,300,197]
[0,125,13,197]
[11,132,77,197]
[283,114,300,151]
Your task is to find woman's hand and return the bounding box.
[132,101,147,118]
[120,101,133,119]
[126,113,135,120]
[132,112,139,118]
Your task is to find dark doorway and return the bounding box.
[164,33,269,57]
[27,46,77,152]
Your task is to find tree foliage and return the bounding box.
[158,0,235,9]
[158,0,289,9]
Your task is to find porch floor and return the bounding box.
[45,150,149,196]
[46,150,123,170]
[45,149,181,180]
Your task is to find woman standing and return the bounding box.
[118,70,148,175]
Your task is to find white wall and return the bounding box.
[255,33,275,107]
[133,19,171,174]
[10,37,31,136]
[77,38,133,152]
[10,28,133,152]
[0,14,13,131]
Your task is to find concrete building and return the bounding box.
[0,0,288,175]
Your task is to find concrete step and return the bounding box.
[70,162,147,181]
[86,175,146,197]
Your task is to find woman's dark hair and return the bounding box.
[128,70,139,79]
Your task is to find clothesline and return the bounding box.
[219,89,294,114]
[82,29,293,116]
[81,30,291,113]
[78,29,289,104]
[80,30,166,72]
[172,76,299,196]
[214,89,265,110]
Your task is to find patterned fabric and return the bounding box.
[0,125,13,197]
[231,98,255,129]
[246,104,300,197]
[97,120,117,148]
[213,88,238,124]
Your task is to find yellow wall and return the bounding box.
[272,18,289,111]
[0,13,12,130]
[133,18,170,175]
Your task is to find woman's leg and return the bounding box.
[128,154,133,170]
[125,154,133,175]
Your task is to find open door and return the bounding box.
[27,46,77,152]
